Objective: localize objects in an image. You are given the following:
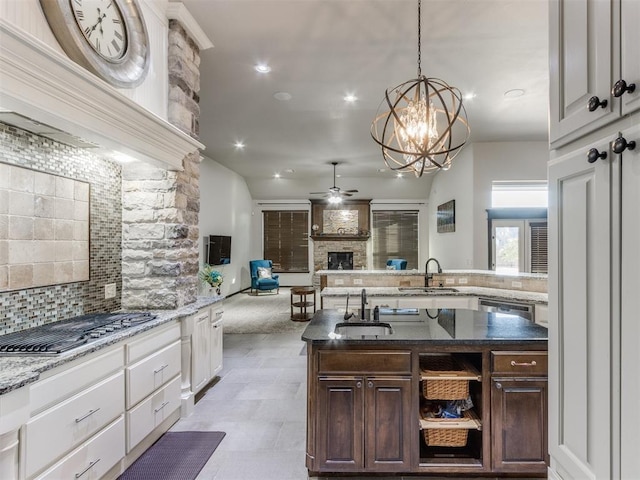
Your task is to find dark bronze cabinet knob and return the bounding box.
[587,148,607,163]
[588,96,608,112]
[612,79,636,98]
[612,136,636,154]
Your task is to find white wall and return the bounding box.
[199,156,254,295]
[472,141,548,268]
[428,145,475,269]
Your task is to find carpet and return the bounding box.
[222,288,313,334]
[118,431,225,480]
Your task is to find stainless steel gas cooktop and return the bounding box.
[0,312,157,355]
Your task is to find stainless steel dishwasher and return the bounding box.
[478,298,534,322]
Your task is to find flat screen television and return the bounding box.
[205,235,231,265]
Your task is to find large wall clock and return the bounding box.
[40,0,150,88]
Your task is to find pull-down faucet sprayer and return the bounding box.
[360,288,368,320]
[425,258,442,287]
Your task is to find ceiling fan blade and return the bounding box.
[341,192,353,197]
[343,189,359,193]
[309,192,328,195]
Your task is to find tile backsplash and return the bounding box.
[0,123,122,335]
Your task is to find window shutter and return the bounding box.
[263,211,309,273]
[530,222,548,274]
[371,211,419,269]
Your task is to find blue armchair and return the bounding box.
[249,259,280,294]
[386,259,408,270]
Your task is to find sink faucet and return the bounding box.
[360,288,368,320]
[425,258,442,287]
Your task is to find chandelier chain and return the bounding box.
[417,0,422,77]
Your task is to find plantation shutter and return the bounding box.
[263,210,309,272]
[372,210,419,269]
[529,221,548,274]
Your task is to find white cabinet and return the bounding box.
[190,305,224,396]
[548,123,640,479]
[397,296,478,310]
[549,0,640,147]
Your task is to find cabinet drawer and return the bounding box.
[126,375,181,452]
[126,322,180,364]
[35,416,125,480]
[30,346,124,415]
[126,340,181,408]
[318,350,412,374]
[25,371,124,478]
[491,352,548,376]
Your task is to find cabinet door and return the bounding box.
[620,124,640,478]
[191,310,211,393]
[621,0,640,116]
[549,0,618,146]
[548,138,613,479]
[364,376,413,471]
[210,317,223,378]
[316,377,364,471]
[491,378,548,473]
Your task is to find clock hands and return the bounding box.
[85,8,107,39]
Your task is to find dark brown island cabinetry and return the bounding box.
[490,351,548,474]
[303,309,548,477]
[314,350,413,472]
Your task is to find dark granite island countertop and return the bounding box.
[302,308,548,346]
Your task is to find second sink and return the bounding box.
[333,322,393,338]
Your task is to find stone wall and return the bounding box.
[120,20,202,310]
[313,240,368,272]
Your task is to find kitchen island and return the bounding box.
[302,308,548,477]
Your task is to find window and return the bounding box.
[491,181,548,208]
[263,210,309,272]
[372,210,419,269]
[488,209,548,274]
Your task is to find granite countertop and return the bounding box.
[0,296,223,396]
[317,269,548,280]
[301,309,548,346]
[316,269,422,276]
[320,286,548,305]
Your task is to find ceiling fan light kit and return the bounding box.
[371,0,470,178]
[310,162,359,203]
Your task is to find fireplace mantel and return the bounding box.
[310,234,370,241]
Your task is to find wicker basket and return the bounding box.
[420,354,477,400]
[420,409,481,447]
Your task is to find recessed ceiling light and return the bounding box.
[273,92,292,101]
[504,89,525,98]
[274,173,281,178]
[254,63,271,74]
[464,92,477,100]
[344,94,357,103]
[234,141,245,149]
[396,173,403,178]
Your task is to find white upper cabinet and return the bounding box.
[549,0,640,147]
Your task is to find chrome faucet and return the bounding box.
[360,288,368,320]
[425,258,442,287]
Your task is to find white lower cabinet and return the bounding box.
[24,371,125,478]
[35,416,125,480]
[191,306,224,395]
[127,375,181,451]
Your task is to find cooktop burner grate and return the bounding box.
[0,312,157,355]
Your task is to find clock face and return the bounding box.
[71,0,128,61]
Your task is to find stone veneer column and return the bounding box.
[121,20,202,310]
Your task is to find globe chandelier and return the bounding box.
[371,0,470,177]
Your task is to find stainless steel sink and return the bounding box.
[333,322,393,338]
[398,287,459,293]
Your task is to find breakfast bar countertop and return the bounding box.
[320,285,548,304]
[301,308,548,346]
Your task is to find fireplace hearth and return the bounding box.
[328,252,353,270]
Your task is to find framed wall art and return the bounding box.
[437,199,455,233]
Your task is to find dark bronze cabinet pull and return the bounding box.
[612,79,636,98]
[588,95,608,112]
[587,148,607,163]
[612,136,636,154]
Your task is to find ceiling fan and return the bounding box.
[310,162,358,203]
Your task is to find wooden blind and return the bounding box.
[530,221,548,274]
[263,210,309,273]
[371,210,419,269]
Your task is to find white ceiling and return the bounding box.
[180,0,549,200]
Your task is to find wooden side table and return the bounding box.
[290,286,316,321]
